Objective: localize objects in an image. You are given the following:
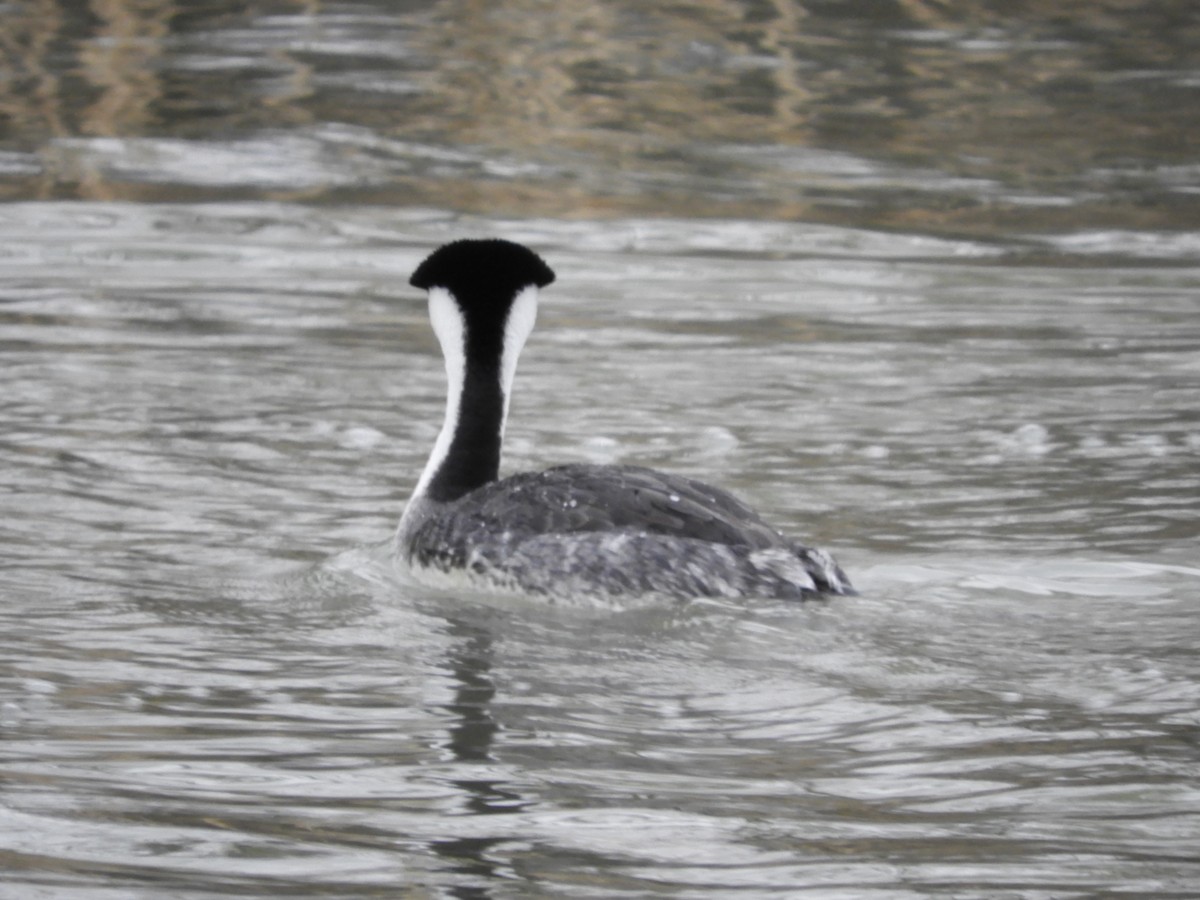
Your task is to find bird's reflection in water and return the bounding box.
[429,614,530,896]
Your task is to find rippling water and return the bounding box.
[4,0,1199,233]
[2,203,1198,898]
[3,1,1200,896]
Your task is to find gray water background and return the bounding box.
[2,2,1199,898]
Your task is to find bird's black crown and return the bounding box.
[410,239,555,306]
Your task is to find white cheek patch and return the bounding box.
[428,287,467,386]
[413,287,468,498]
[499,286,539,429]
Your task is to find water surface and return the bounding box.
[3,1,1200,896]
[3,0,1198,233]
[2,203,1198,898]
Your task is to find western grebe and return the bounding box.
[396,239,852,600]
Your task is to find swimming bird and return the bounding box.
[396,239,852,601]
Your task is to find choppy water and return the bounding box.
[3,1,1200,897]
[3,0,1199,235]
[2,203,1198,898]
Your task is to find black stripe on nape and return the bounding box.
[425,362,505,503]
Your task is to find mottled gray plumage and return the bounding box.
[402,463,851,600]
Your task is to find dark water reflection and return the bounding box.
[3,0,1198,232]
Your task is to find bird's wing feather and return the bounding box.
[407,464,853,598]
[465,463,787,548]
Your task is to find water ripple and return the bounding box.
[2,203,1198,897]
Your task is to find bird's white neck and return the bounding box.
[406,285,539,508]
